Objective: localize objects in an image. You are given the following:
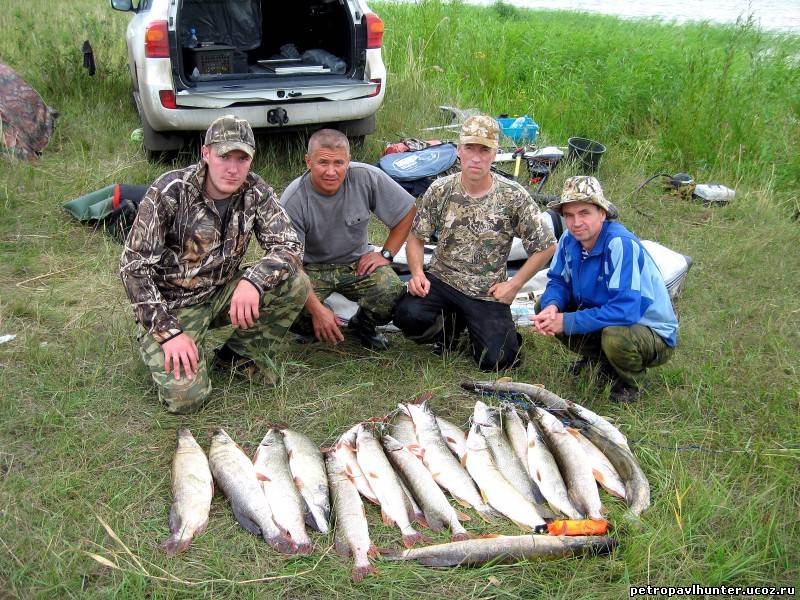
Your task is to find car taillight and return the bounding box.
[365,13,384,49]
[159,90,177,109]
[367,78,382,98]
[145,20,169,58]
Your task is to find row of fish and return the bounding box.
[162,426,330,556]
[160,380,643,582]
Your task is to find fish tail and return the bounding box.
[450,532,470,542]
[295,541,314,555]
[160,534,183,557]
[402,530,427,548]
[476,504,499,523]
[351,563,379,582]
[265,533,297,555]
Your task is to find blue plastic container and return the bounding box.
[497,115,539,143]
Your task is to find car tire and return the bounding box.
[141,117,184,162]
[336,114,376,138]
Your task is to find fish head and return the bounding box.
[404,400,435,426]
[258,427,283,448]
[473,400,500,428]
[532,407,565,433]
[465,422,489,452]
[175,428,199,449]
[381,434,403,453]
[355,423,376,449]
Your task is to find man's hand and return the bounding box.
[162,333,199,381]
[488,280,521,305]
[408,273,430,297]
[356,251,389,276]
[230,279,261,329]
[531,305,563,336]
[311,304,346,344]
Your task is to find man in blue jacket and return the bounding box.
[531,176,678,402]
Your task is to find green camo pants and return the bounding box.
[294,263,406,331]
[138,271,310,414]
[558,325,675,385]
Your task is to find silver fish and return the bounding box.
[382,534,616,567]
[436,416,467,463]
[465,423,546,531]
[382,434,470,542]
[580,425,650,519]
[326,452,379,582]
[333,425,380,505]
[500,403,530,466]
[529,408,604,520]
[252,428,312,553]
[525,421,582,520]
[208,428,293,553]
[473,401,548,513]
[566,427,626,499]
[161,428,213,556]
[355,425,425,548]
[401,401,496,520]
[388,409,419,447]
[281,428,330,533]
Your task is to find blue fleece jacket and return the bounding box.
[540,221,678,347]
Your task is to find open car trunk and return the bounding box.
[173,0,371,105]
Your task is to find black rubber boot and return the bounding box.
[609,378,640,403]
[348,309,390,351]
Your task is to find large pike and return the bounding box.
[161,428,213,556]
[252,428,312,553]
[281,428,330,533]
[381,534,617,567]
[580,425,650,519]
[500,404,530,466]
[473,401,550,515]
[388,409,419,447]
[326,452,379,582]
[566,428,626,499]
[355,425,425,548]
[529,408,604,520]
[464,380,629,450]
[208,428,294,553]
[436,416,467,462]
[333,425,380,505]
[526,421,582,520]
[382,434,470,542]
[400,401,496,520]
[464,423,546,531]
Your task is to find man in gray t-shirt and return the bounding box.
[280,129,416,350]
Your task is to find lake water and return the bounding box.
[463,0,800,34]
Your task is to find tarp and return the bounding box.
[0,63,57,161]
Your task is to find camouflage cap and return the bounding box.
[204,114,255,158]
[459,115,500,149]
[547,176,619,219]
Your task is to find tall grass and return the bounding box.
[1,0,799,598]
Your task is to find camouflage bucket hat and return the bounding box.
[547,175,619,219]
[459,115,500,149]
[204,114,255,158]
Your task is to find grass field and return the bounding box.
[1,0,799,597]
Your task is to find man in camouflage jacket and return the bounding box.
[119,115,310,414]
[394,115,556,370]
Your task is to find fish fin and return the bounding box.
[496,376,513,383]
[476,506,499,523]
[460,454,467,467]
[450,532,471,542]
[415,514,430,529]
[293,475,304,490]
[255,472,270,482]
[477,533,502,539]
[412,391,434,405]
[351,564,379,583]
[367,471,379,479]
[407,444,424,459]
[230,505,262,537]
[265,532,296,555]
[455,510,471,522]
[160,534,181,557]
[402,531,427,548]
[444,435,456,445]
[453,497,471,508]
[368,545,381,557]
[380,509,395,526]
[534,468,543,483]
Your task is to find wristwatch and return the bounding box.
[380,248,394,262]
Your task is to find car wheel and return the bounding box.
[141,117,184,163]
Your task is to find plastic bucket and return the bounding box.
[567,137,606,173]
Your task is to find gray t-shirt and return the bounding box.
[279,162,415,264]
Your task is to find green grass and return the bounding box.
[1,0,799,597]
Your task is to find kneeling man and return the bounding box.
[280,129,416,350]
[120,115,309,414]
[394,115,556,370]
[531,176,678,402]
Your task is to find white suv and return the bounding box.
[110,0,386,158]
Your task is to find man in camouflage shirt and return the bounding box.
[394,115,556,370]
[119,115,310,414]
